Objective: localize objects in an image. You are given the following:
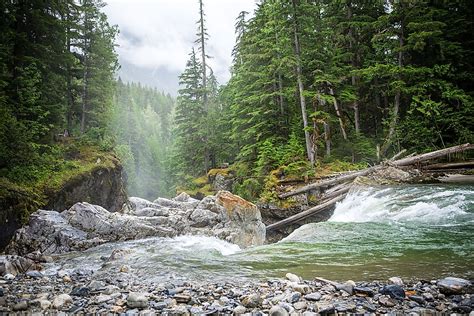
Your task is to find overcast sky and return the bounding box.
[102,0,257,94]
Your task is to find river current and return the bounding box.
[48,184,474,283]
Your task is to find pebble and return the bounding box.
[70,286,90,297]
[294,301,307,310]
[26,270,43,279]
[379,295,397,307]
[174,294,191,303]
[409,295,426,305]
[269,305,289,316]
[127,292,148,309]
[285,273,301,283]
[336,282,354,295]
[52,294,73,309]
[380,284,405,299]
[4,274,15,280]
[304,292,321,301]
[287,291,301,303]
[0,268,469,315]
[292,283,310,294]
[437,277,471,295]
[241,293,262,308]
[389,277,404,286]
[354,286,374,297]
[95,294,113,304]
[233,305,246,314]
[31,299,51,310]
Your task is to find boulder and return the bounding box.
[6,191,266,255]
[6,203,176,255]
[214,191,266,248]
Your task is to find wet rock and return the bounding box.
[380,284,405,299]
[334,301,356,313]
[363,301,377,312]
[52,294,72,309]
[287,291,301,303]
[422,292,434,301]
[304,292,321,301]
[409,295,426,305]
[13,301,28,311]
[70,286,90,297]
[286,273,301,283]
[336,281,354,295]
[26,270,43,278]
[437,277,471,295]
[127,292,148,309]
[354,286,374,297]
[241,293,262,308]
[269,305,289,316]
[0,288,3,297]
[388,277,404,286]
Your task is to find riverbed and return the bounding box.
[46,184,474,283]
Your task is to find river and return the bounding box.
[48,184,474,283]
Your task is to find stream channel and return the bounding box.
[46,184,474,283]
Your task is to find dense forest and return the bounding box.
[0,0,473,201]
[172,0,474,199]
[0,0,118,184]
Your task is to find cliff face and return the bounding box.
[0,157,127,251]
[45,161,126,213]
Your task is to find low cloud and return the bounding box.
[103,0,256,88]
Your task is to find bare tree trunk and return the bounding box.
[292,0,314,164]
[346,1,360,134]
[278,72,285,117]
[80,0,90,135]
[66,12,73,134]
[381,17,404,156]
[324,122,331,157]
[329,87,348,140]
[199,0,207,107]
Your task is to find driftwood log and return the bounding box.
[268,143,473,232]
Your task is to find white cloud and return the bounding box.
[103,0,256,86]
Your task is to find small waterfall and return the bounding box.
[328,185,471,224]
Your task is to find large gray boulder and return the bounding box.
[6,191,266,256]
[6,203,175,255]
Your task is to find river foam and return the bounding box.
[328,185,472,224]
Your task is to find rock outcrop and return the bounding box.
[0,158,126,251]
[6,191,266,256]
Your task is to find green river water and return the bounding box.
[51,184,474,283]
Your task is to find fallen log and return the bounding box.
[392,143,473,167]
[422,161,474,170]
[278,166,379,199]
[267,192,348,231]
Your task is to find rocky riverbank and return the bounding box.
[0,267,472,315]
